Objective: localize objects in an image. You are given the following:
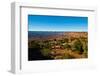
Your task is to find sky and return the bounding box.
[28,15,88,32]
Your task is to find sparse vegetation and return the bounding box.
[28,32,88,60]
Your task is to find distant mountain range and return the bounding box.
[28,31,88,41]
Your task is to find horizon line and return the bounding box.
[28,30,88,32]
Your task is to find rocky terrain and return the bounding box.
[28,32,88,60]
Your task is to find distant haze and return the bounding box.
[28,15,88,32]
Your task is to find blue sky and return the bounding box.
[28,15,88,32]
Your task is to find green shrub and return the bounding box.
[71,39,83,53]
[62,44,71,49]
[82,42,88,54]
[31,41,40,49]
[40,48,51,57]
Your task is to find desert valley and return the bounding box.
[28,31,88,60]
